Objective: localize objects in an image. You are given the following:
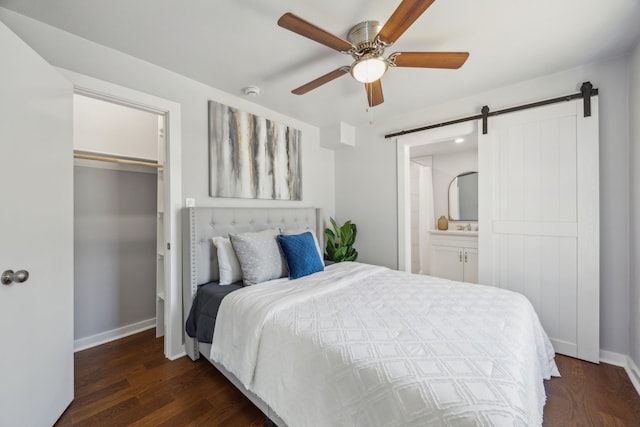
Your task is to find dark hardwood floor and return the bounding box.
[544,354,640,426]
[56,329,640,426]
[55,329,264,426]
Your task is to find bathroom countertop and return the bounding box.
[429,229,478,237]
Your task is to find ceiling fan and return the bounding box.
[277,0,469,108]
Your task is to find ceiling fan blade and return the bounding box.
[378,0,436,44]
[365,80,384,107]
[278,13,354,52]
[392,52,469,69]
[292,67,350,95]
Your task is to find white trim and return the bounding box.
[575,97,600,363]
[626,356,640,397]
[396,140,410,272]
[168,351,187,361]
[74,318,156,352]
[599,349,628,366]
[598,350,640,397]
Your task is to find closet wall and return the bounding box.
[73,95,159,348]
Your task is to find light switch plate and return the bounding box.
[185,198,195,207]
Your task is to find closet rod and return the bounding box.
[73,152,162,169]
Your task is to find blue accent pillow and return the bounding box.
[277,232,325,280]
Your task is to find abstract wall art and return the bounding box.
[208,101,302,200]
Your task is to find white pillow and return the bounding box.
[280,228,324,265]
[211,236,242,285]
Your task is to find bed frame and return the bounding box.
[182,207,322,426]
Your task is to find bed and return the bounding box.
[182,207,559,427]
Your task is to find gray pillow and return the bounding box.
[230,228,287,285]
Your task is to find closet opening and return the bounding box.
[72,93,167,353]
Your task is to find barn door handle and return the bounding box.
[1,269,29,285]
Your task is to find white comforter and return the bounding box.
[211,262,559,427]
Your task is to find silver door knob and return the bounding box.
[1,269,29,285]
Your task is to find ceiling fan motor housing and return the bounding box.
[347,21,385,57]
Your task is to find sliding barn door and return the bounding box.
[478,99,599,363]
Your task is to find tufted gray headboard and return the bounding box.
[182,206,322,360]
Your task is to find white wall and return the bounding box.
[338,57,632,355]
[335,124,397,268]
[629,39,640,370]
[74,94,159,160]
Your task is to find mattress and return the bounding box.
[210,262,559,427]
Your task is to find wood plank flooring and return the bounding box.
[544,354,640,426]
[55,329,264,426]
[56,329,640,426]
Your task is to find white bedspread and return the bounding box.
[211,262,559,427]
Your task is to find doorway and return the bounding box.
[396,122,477,273]
[61,69,183,359]
[73,93,163,351]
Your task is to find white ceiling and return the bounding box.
[410,133,478,159]
[2,0,639,128]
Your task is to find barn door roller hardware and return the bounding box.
[385,81,598,138]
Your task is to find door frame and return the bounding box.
[61,69,184,359]
[396,122,476,272]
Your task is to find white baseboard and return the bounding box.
[627,356,640,397]
[599,349,628,367]
[74,318,156,352]
[168,351,187,361]
[599,349,640,396]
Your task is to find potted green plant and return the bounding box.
[324,217,358,262]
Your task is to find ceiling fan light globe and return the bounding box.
[351,56,387,83]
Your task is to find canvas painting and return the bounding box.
[208,101,302,200]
